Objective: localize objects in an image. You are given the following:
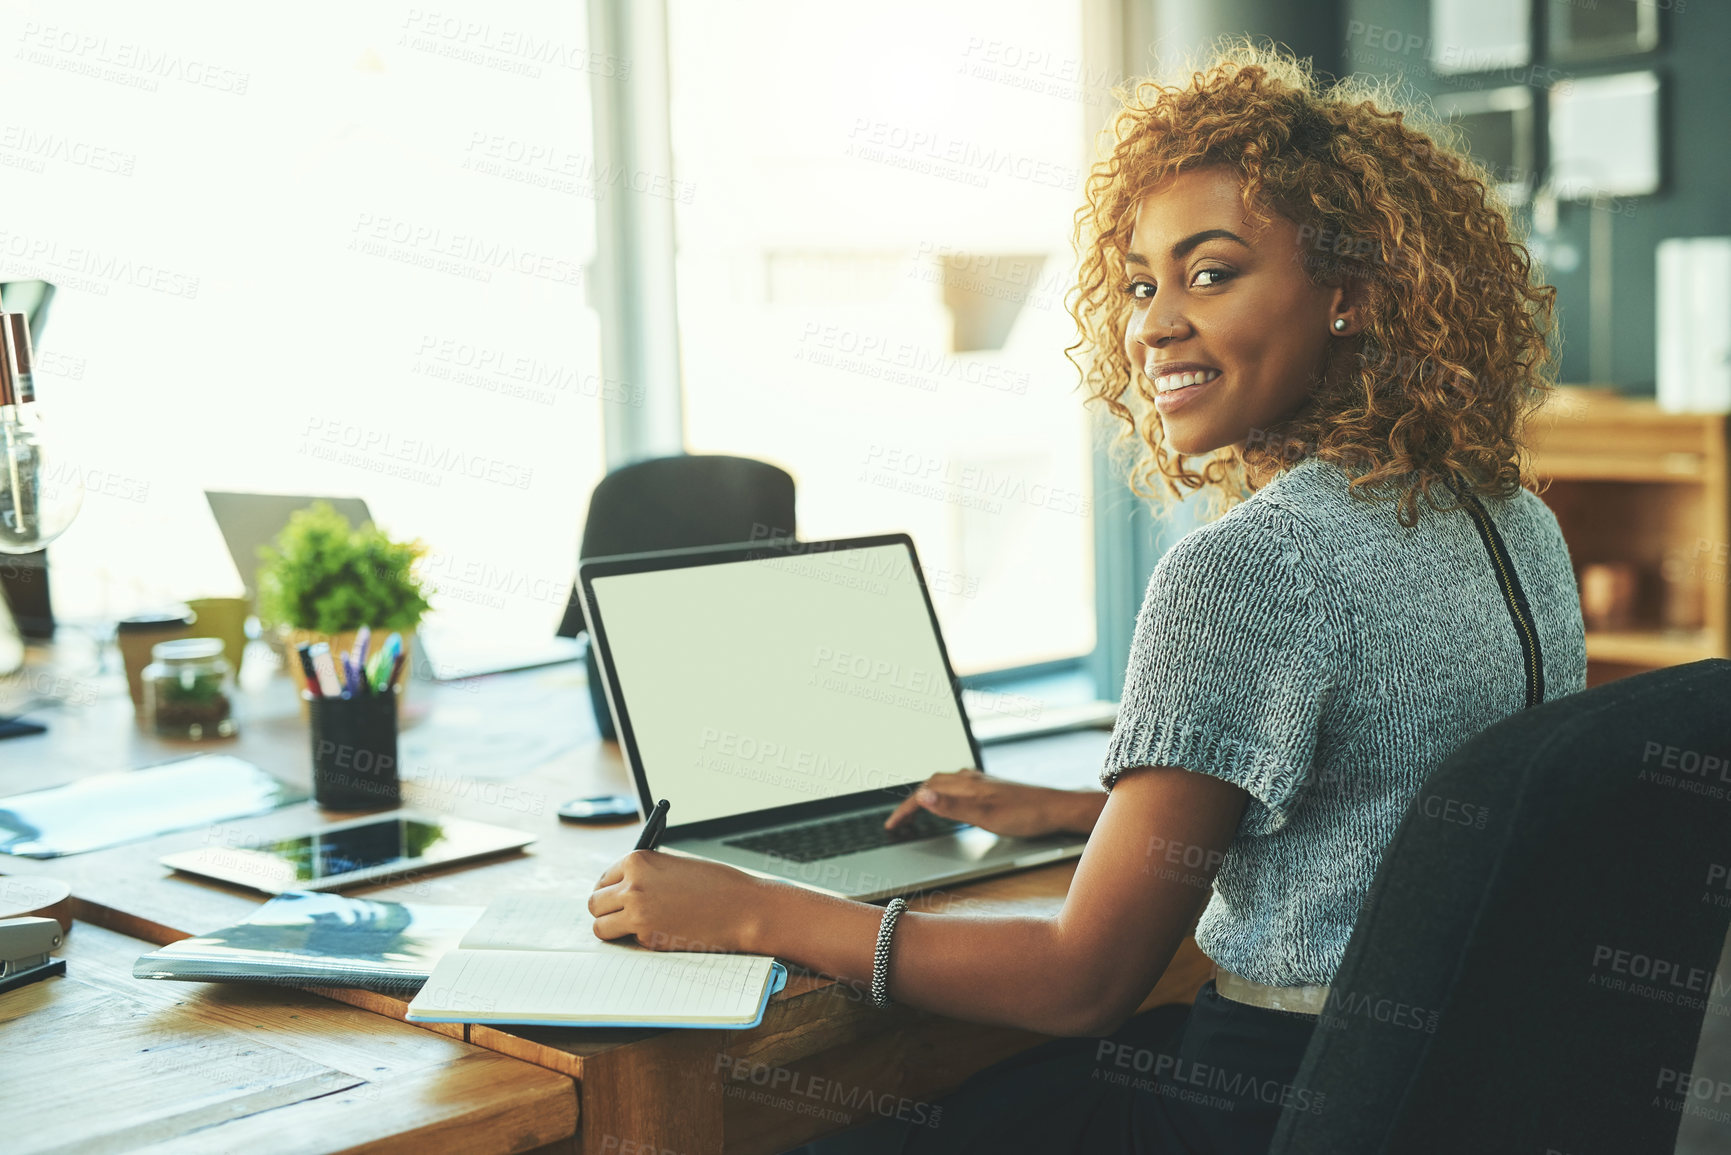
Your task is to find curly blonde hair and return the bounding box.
[1068,37,1559,527]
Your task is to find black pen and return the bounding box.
[634,798,670,851]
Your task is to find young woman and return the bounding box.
[588,41,1588,1155]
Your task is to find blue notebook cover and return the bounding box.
[405,958,788,1030]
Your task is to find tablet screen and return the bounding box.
[262,816,450,881]
[162,812,535,893]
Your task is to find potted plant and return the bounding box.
[256,501,432,712]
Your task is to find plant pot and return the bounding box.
[282,626,414,718]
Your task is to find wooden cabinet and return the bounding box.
[1526,385,1729,688]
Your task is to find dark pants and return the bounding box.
[782,980,1320,1155]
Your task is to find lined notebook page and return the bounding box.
[458,892,629,953]
[412,948,775,1024]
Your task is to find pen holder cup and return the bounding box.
[286,628,414,721]
[307,689,401,810]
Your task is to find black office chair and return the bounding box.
[557,454,797,739]
[1270,657,1731,1154]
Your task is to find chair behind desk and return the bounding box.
[1271,658,1731,1155]
[557,453,797,739]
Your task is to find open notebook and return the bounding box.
[404,891,788,1029]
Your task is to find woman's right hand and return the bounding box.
[883,767,1102,840]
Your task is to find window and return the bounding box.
[664,0,1098,676]
[6,1,606,642]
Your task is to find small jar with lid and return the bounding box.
[143,637,237,740]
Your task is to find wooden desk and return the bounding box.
[0,918,577,1154]
[0,656,1212,1154]
[460,877,1211,1155]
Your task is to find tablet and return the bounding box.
[160,811,536,894]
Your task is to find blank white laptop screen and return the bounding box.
[588,543,978,827]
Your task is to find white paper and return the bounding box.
[457,891,638,954]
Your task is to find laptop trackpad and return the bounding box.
[921,826,1008,863]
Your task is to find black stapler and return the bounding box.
[0,916,66,994]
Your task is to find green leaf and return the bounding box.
[255,501,432,633]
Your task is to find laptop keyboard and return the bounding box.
[722,807,969,863]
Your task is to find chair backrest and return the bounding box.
[1271,658,1731,1154]
[557,453,796,741]
[556,453,796,638]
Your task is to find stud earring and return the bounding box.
[1332,318,1348,333]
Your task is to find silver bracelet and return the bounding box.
[870,897,909,1009]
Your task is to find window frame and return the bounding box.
[588,0,1161,699]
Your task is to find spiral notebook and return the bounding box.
[404,891,787,1030]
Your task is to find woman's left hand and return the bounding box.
[588,850,779,954]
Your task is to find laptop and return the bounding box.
[203,491,584,680]
[577,533,1090,902]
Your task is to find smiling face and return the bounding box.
[1122,165,1360,458]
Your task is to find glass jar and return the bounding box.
[143,637,237,740]
[116,605,195,712]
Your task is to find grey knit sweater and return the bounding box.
[1100,456,1588,987]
